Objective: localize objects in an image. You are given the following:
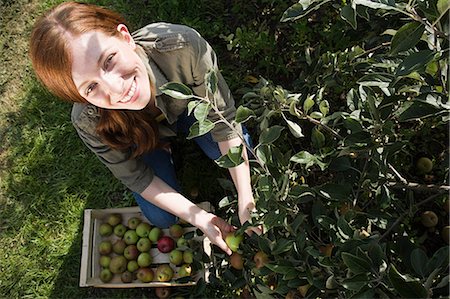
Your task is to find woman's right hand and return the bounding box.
[197,212,234,255]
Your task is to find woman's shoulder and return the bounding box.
[132,22,202,52]
[71,103,99,135]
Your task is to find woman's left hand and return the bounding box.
[238,197,263,235]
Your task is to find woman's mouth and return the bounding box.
[121,78,137,103]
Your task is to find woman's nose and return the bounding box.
[102,72,124,101]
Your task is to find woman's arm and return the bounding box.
[218,137,262,235]
[140,175,234,255]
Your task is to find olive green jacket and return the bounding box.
[71,23,241,194]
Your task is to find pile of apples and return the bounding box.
[97,213,195,284]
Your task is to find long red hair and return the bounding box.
[29,2,159,158]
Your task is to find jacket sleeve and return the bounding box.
[71,105,154,194]
[187,28,243,142]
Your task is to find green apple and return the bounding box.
[112,239,126,255]
[421,211,439,228]
[107,213,122,227]
[99,255,111,268]
[183,250,194,264]
[114,224,127,237]
[253,251,269,269]
[137,252,152,267]
[155,264,174,282]
[169,224,184,238]
[109,255,127,274]
[225,232,243,252]
[177,236,188,248]
[99,223,113,237]
[124,245,139,260]
[178,264,192,277]
[169,249,183,266]
[127,217,142,230]
[127,260,139,272]
[230,252,244,270]
[137,267,154,283]
[99,268,113,283]
[121,271,133,283]
[416,157,433,174]
[137,237,152,252]
[136,222,151,238]
[148,227,162,242]
[124,229,139,245]
[98,240,112,255]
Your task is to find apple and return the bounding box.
[157,236,175,253]
[99,268,113,283]
[155,287,171,299]
[124,229,139,245]
[137,237,152,252]
[442,226,449,244]
[98,240,112,255]
[109,255,127,274]
[169,249,183,265]
[253,251,269,269]
[225,232,243,252]
[112,239,127,255]
[124,245,139,260]
[420,211,438,228]
[121,271,133,283]
[183,250,194,264]
[137,267,154,283]
[127,217,142,229]
[444,198,450,214]
[319,244,334,257]
[149,227,163,242]
[99,223,113,237]
[127,260,139,272]
[325,275,338,289]
[107,213,122,226]
[155,264,174,282]
[137,252,153,267]
[136,222,152,238]
[177,236,188,248]
[169,224,184,238]
[99,255,111,268]
[230,252,244,270]
[114,224,127,237]
[298,284,311,297]
[416,157,433,174]
[178,264,192,277]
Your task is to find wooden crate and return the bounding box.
[79,203,213,288]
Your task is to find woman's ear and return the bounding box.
[117,24,136,49]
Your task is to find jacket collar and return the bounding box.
[135,45,168,97]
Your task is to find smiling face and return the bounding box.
[70,25,151,110]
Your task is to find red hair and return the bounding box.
[30,2,159,157]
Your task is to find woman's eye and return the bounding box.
[104,54,115,69]
[86,83,97,96]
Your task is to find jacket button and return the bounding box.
[87,108,94,115]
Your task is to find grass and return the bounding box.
[0,0,239,297]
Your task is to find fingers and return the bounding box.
[245,225,263,236]
[214,237,232,256]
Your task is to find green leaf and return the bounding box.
[187,100,199,115]
[388,265,428,299]
[194,102,211,121]
[290,151,327,170]
[311,127,325,149]
[272,239,294,255]
[303,95,315,113]
[235,106,255,123]
[160,82,193,99]
[205,69,218,95]
[341,4,357,29]
[411,248,428,278]
[342,273,369,291]
[437,0,450,14]
[284,117,304,138]
[357,73,393,88]
[341,252,372,274]
[319,100,330,116]
[337,216,354,240]
[367,242,385,267]
[259,125,284,144]
[281,0,331,22]
[390,22,425,54]
[397,100,442,121]
[187,120,214,139]
[354,0,398,10]
[215,145,244,168]
[425,246,449,276]
[395,50,435,76]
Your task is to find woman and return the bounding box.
[29,2,261,255]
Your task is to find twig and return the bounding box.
[388,163,409,185]
[387,182,450,193]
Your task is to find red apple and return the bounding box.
[157,236,175,253]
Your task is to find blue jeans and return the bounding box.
[134,111,252,228]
